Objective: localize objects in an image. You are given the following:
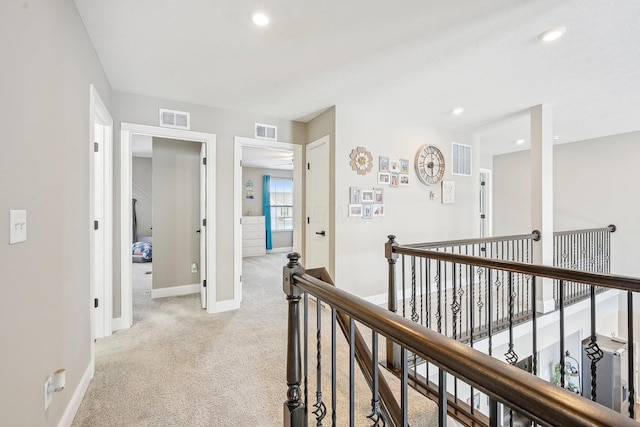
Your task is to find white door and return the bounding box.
[305,136,330,270]
[200,143,207,309]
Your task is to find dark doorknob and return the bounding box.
[315,231,326,236]
[196,229,201,233]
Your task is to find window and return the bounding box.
[270,177,293,231]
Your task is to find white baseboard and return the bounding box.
[151,283,200,299]
[58,360,93,427]
[267,246,293,254]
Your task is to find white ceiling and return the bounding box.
[74,0,640,157]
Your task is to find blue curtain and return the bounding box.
[263,175,273,250]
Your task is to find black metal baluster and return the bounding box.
[313,298,326,425]
[367,331,384,426]
[401,347,408,427]
[438,369,447,427]
[304,293,309,409]
[437,261,442,334]
[332,308,337,426]
[532,276,538,376]
[628,292,635,419]
[488,268,493,357]
[410,256,418,323]
[402,255,406,319]
[505,272,518,427]
[585,284,602,402]
[559,279,566,389]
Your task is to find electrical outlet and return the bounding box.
[44,377,52,410]
[191,262,198,273]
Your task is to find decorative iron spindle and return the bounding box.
[628,292,635,419]
[313,299,326,426]
[366,332,384,426]
[410,256,418,323]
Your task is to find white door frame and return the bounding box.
[118,123,216,330]
[233,137,302,305]
[89,85,113,359]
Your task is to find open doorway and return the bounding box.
[118,124,216,331]
[233,137,303,303]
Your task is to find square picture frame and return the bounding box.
[400,159,410,174]
[363,203,373,219]
[373,188,384,203]
[373,204,385,217]
[379,156,389,172]
[361,189,374,203]
[349,204,363,217]
[390,173,399,187]
[377,172,390,185]
[389,159,401,173]
[399,174,409,186]
[350,187,361,204]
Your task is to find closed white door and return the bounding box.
[93,122,106,337]
[305,136,330,270]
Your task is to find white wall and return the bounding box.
[334,107,479,298]
[0,1,112,425]
[492,131,640,277]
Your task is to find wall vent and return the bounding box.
[452,142,472,176]
[159,108,191,130]
[255,123,277,141]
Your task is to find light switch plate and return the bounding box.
[9,210,27,244]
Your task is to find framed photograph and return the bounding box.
[390,173,399,187]
[400,159,410,174]
[349,187,361,204]
[363,203,373,219]
[399,174,410,186]
[373,204,385,217]
[377,172,390,185]
[442,180,455,204]
[373,188,384,203]
[379,156,389,172]
[466,393,480,410]
[361,189,374,203]
[389,159,401,173]
[349,204,363,217]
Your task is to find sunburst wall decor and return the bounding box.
[349,147,373,175]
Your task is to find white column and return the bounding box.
[531,104,555,313]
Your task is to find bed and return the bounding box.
[132,236,152,263]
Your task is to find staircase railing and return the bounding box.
[283,252,638,426]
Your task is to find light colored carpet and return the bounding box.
[72,254,436,426]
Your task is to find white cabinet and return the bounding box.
[242,216,266,257]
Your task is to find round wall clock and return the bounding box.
[414,144,445,185]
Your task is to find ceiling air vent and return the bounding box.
[452,142,472,176]
[159,108,191,130]
[255,123,277,141]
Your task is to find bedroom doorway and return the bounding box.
[233,137,303,306]
[119,124,216,331]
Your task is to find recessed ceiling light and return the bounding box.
[451,107,464,115]
[252,12,269,26]
[553,135,560,140]
[515,139,525,145]
[539,27,566,42]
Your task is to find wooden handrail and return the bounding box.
[394,246,640,292]
[403,231,540,249]
[291,271,637,427]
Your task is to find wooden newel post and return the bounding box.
[385,235,401,370]
[283,252,307,427]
